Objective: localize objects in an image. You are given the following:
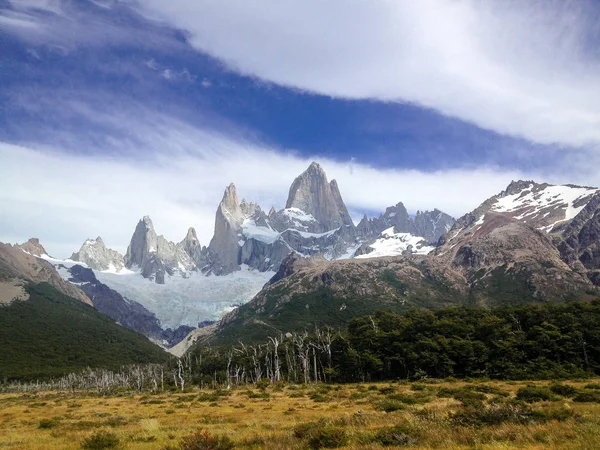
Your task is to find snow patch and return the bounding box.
[492,185,598,227]
[355,227,434,259]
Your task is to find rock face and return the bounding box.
[206,183,246,275]
[203,162,367,275]
[15,238,49,257]
[1,241,92,305]
[285,162,354,232]
[70,237,124,272]
[124,216,200,284]
[357,203,455,244]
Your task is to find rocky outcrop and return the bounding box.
[124,216,198,284]
[70,237,124,272]
[414,209,456,243]
[357,203,455,244]
[0,241,92,305]
[285,162,354,233]
[15,238,49,257]
[206,184,245,275]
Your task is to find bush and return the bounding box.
[453,390,486,407]
[293,421,324,439]
[451,404,573,427]
[293,421,347,448]
[39,418,60,429]
[370,424,420,446]
[549,384,579,398]
[307,427,348,449]
[178,429,235,450]
[516,386,557,403]
[377,400,406,412]
[583,383,600,390]
[80,431,120,450]
[572,391,600,403]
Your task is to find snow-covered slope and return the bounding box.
[355,227,435,259]
[41,255,273,329]
[440,180,600,252]
[490,183,599,232]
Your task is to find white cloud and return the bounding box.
[132,0,600,148]
[0,109,539,260]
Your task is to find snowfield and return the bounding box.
[492,184,598,231]
[356,227,434,259]
[40,256,274,329]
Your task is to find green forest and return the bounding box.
[181,299,600,385]
[0,282,169,380]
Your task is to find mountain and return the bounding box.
[357,203,454,243]
[70,236,125,272]
[284,161,354,232]
[124,216,199,284]
[1,241,91,305]
[205,163,359,275]
[209,180,600,344]
[0,281,169,380]
[15,237,49,257]
[60,162,453,331]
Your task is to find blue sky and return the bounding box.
[1,0,600,256]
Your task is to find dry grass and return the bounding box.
[1,379,599,449]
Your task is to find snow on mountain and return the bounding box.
[490,184,599,232]
[40,255,273,329]
[355,227,435,259]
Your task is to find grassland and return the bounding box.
[1,379,600,449]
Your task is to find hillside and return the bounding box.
[0,282,169,380]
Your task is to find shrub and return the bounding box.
[80,431,120,449]
[583,383,600,390]
[371,425,419,447]
[451,404,573,427]
[453,390,485,407]
[293,421,325,439]
[307,427,348,449]
[377,400,406,412]
[178,429,235,450]
[515,386,557,403]
[549,384,579,398]
[39,418,60,429]
[378,386,396,394]
[573,391,600,403]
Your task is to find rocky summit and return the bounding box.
[70,237,124,272]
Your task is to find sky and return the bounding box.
[1,0,600,257]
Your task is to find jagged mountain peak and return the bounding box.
[16,237,49,257]
[141,215,154,228]
[71,235,125,272]
[285,162,354,232]
[185,227,198,243]
[222,182,239,206]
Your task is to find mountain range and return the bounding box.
[6,162,600,352]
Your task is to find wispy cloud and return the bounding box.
[0,95,542,258]
[131,0,600,148]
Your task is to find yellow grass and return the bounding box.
[1,379,599,449]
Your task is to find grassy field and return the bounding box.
[1,379,600,449]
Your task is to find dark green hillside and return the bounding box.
[0,282,169,380]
